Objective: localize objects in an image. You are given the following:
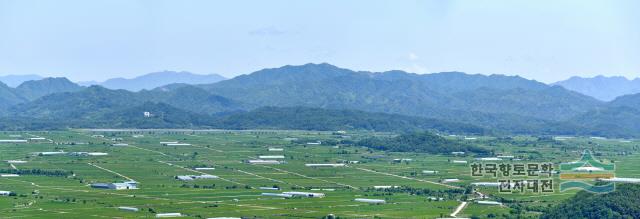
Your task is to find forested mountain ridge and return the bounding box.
[15,77,84,100]
[0,81,26,109]
[202,63,602,121]
[2,63,640,137]
[542,184,640,219]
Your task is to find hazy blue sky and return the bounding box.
[1,0,638,83]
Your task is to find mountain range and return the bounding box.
[1,63,640,137]
[553,75,640,101]
[0,74,43,87]
[78,71,226,91]
[0,77,82,109]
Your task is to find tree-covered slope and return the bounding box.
[215,106,489,134]
[357,131,489,154]
[15,77,84,100]
[202,63,602,122]
[0,81,26,109]
[542,184,640,219]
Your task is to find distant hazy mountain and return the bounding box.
[0,74,43,87]
[552,75,640,101]
[202,63,602,121]
[15,77,83,100]
[93,71,226,91]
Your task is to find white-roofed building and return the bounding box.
[355,198,386,204]
[282,191,325,198]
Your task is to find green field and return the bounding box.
[0,130,638,218]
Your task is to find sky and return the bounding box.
[0,0,639,83]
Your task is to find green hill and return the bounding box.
[15,77,83,100]
[215,106,489,134]
[202,63,602,122]
[542,184,640,219]
[357,131,489,154]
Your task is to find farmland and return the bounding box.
[0,130,639,218]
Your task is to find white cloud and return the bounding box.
[249,26,286,36]
[408,53,419,61]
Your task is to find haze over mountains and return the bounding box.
[1,63,640,137]
[78,71,226,91]
[0,74,43,87]
[553,75,640,101]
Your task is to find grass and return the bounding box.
[0,130,638,218]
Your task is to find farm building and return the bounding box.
[573,166,604,172]
[261,193,293,198]
[91,135,105,138]
[268,148,284,152]
[176,176,194,181]
[195,175,218,179]
[497,155,515,159]
[176,175,219,181]
[0,174,19,177]
[282,191,325,198]
[88,152,109,156]
[451,152,465,155]
[160,141,179,145]
[28,137,46,141]
[0,191,11,196]
[111,143,129,146]
[156,213,182,218]
[306,141,321,145]
[69,152,109,156]
[354,198,386,204]
[247,160,282,165]
[194,167,215,170]
[452,160,468,164]
[0,140,28,143]
[373,186,399,189]
[422,170,438,174]
[598,177,640,183]
[476,157,502,161]
[37,151,66,156]
[476,200,502,205]
[118,206,139,212]
[471,182,500,187]
[442,179,460,183]
[165,143,191,146]
[258,155,285,159]
[6,160,27,164]
[305,164,346,167]
[91,181,138,190]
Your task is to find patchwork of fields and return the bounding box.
[0,130,638,218]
